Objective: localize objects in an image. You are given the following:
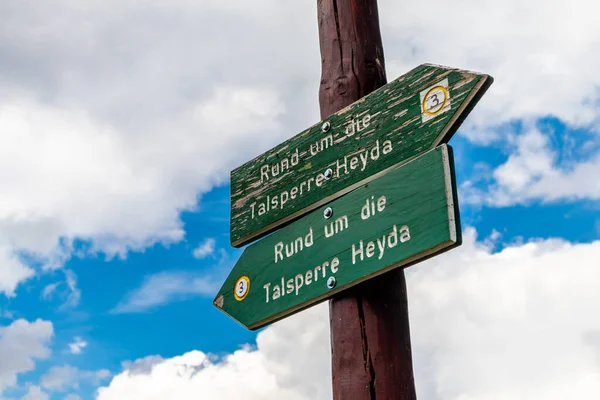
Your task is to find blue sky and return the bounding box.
[1,0,600,399]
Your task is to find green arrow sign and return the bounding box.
[230,63,492,247]
[216,145,461,330]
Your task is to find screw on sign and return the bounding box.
[214,0,497,396]
[327,276,336,289]
[222,47,493,400]
[229,64,492,248]
[215,145,464,330]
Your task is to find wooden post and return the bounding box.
[317,1,418,399]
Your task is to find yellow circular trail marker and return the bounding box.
[422,85,449,117]
[234,276,250,301]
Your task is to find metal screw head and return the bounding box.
[324,207,333,219]
[323,168,333,180]
[327,276,336,289]
[321,121,331,132]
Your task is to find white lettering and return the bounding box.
[376,235,386,259]
[349,224,411,265]
[295,274,304,295]
[400,225,411,242]
[258,149,299,183]
[274,242,284,263]
[263,283,271,303]
[324,215,349,238]
[331,257,340,273]
[352,240,364,264]
[366,241,375,258]
[260,165,270,183]
[359,152,368,171]
[263,256,341,302]
[336,156,348,176]
[275,228,313,263]
[305,270,313,285]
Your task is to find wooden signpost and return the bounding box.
[214,1,494,398]
[230,64,492,247]
[215,145,460,330]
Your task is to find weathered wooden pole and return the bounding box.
[317,1,418,399]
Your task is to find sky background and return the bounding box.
[1,0,600,399]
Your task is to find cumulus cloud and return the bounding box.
[461,128,600,206]
[408,229,600,399]
[40,365,78,392]
[97,230,600,399]
[192,238,216,260]
[0,85,284,293]
[20,385,49,400]
[67,337,88,355]
[0,245,33,297]
[0,319,53,393]
[378,0,600,206]
[380,0,600,132]
[1,0,600,294]
[40,365,110,392]
[0,0,316,295]
[97,304,331,400]
[0,2,598,398]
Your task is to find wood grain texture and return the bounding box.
[214,145,460,331]
[318,0,386,117]
[318,2,413,399]
[229,63,491,247]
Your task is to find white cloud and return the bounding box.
[380,0,600,132]
[41,270,81,309]
[61,271,81,309]
[461,128,600,206]
[408,229,600,399]
[378,0,600,205]
[40,283,59,301]
[67,337,87,355]
[1,0,600,294]
[120,356,165,375]
[40,365,79,392]
[20,386,48,400]
[111,271,218,314]
[192,238,216,260]
[0,2,599,399]
[0,81,285,295]
[0,245,34,298]
[97,230,600,399]
[96,304,331,400]
[40,365,110,393]
[0,319,53,393]
[63,395,82,400]
[0,0,308,295]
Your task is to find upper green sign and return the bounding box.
[230,64,492,247]
[216,145,460,330]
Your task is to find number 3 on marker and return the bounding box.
[422,85,449,117]
[234,276,250,301]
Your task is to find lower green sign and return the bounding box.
[214,145,461,330]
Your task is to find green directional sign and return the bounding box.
[230,63,492,247]
[216,145,461,330]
